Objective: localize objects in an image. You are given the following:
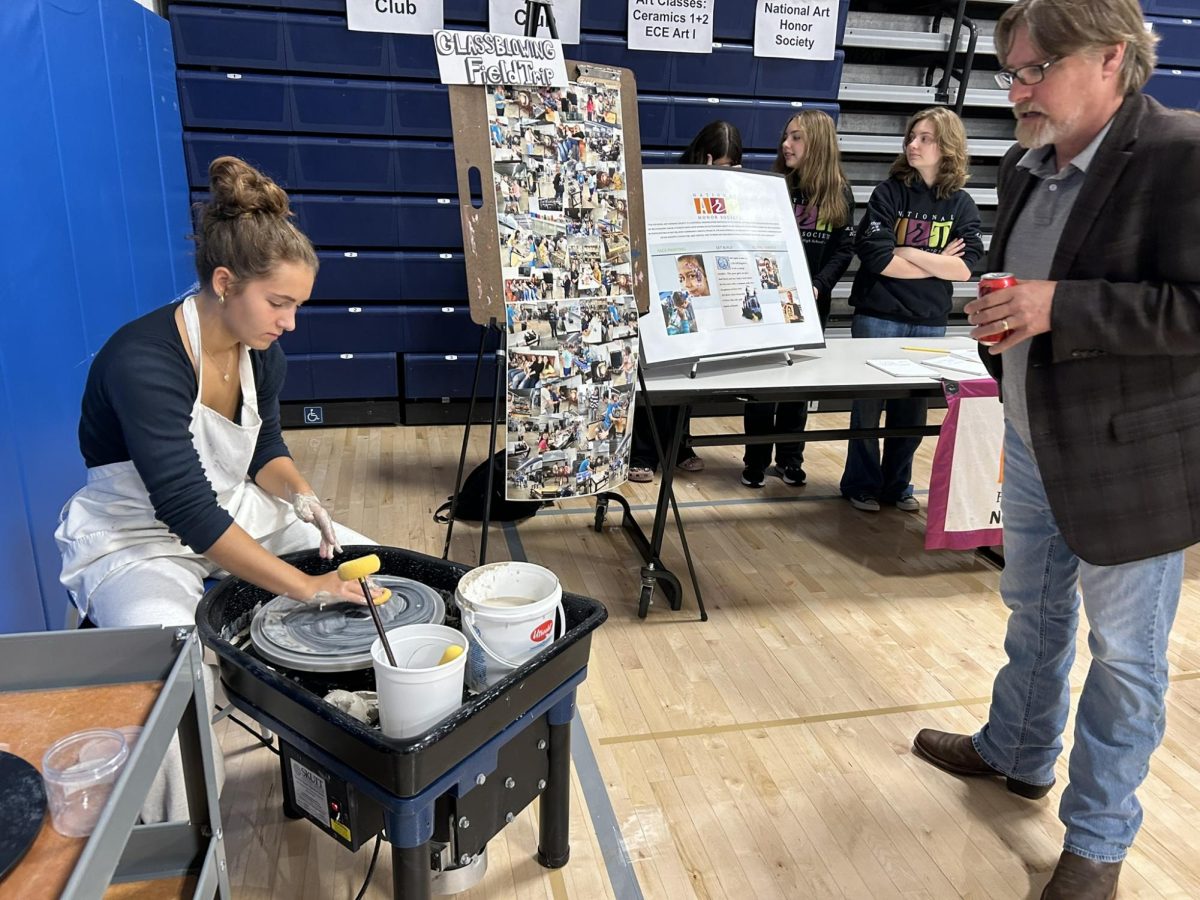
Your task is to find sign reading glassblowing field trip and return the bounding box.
[436,30,569,87]
[640,166,824,366]
[491,72,639,501]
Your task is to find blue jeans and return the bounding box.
[839,315,945,502]
[974,423,1183,862]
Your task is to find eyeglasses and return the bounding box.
[993,57,1062,89]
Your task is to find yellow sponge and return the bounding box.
[337,554,381,581]
[438,644,464,665]
[370,587,392,607]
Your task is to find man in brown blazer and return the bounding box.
[910,0,1200,897]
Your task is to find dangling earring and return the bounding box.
[217,293,225,305]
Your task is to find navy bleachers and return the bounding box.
[278,355,313,402]
[292,77,393,135]
[404,354,497,400]
[1142,0,1200,16]
[178,72,291,131]
[170,0,852,415]
[403,307,499,353]
[672,43,760,96]
[310,353,399,399]
[170,7,286,69]
[1146,67,1200,109]
[756,51,844,101]
[302,307,406,353]
[1147,17,1200,68]
[577,34,672,93]
[285,13,391,77]
[185,133,295,187]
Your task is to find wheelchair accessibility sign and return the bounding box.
[303,406,324,425]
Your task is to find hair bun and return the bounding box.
[207,155,291,219]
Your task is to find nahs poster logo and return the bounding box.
[693,195,733,215]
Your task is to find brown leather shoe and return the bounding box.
[912,729,1053,799]
[1040,851,1121,899]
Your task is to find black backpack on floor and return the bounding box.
[434,451,542,523]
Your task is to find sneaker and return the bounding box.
[629,467,654,483]
[847,493,881,512]
[895,495,920,512]
[777,465,806,486]
[676,454,705,473]
[741,468,765,488]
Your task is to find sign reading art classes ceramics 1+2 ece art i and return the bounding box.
[627,0,714,54]
[754,1,838,60]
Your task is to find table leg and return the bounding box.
[393,842,432,900]
[537,707,572,868]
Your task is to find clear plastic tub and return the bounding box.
[41,728,129,837]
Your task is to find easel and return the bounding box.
[441,0,558,567]
[441,7,705,619]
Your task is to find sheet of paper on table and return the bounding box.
[865,358,940,378]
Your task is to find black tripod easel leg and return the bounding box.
[442,318,499,561]
[523,0,559,39]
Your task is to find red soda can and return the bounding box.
[976,272,1018,345]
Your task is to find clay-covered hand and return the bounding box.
[291,491,342,559]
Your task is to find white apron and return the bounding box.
[56,297,292,616]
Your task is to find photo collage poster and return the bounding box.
[489,75,639,501]
[639,166,825,366]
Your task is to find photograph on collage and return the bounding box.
[492,74,639,501]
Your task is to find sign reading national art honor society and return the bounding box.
[754,0,838,60]
[627,0,715,54]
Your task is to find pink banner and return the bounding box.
[925,377,1003,551]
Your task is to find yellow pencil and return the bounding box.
[901,346,948,353]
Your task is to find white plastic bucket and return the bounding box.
[456,562,564,692]
[371,624,468,739]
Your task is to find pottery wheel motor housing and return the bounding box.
[197,545,607,899]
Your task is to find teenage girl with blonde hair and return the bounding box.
[840,106,984,512]
[742,109,856,488]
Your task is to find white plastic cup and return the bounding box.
[455,562,564,692]
[371,624,469,739]
[41,728,129,837]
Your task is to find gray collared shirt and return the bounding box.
[1001,119,1114,447]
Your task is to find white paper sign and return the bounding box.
[489,0,581,45]
[754,0,838,60]
[627,0,714,54]
[347,0,443,35]
[434,30,569,87]
[640,166,825,366]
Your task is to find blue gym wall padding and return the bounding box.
[0,0,191,632]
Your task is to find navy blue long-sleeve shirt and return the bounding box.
[850,176,984,326]
[78,301,291,553]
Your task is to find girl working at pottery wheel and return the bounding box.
[55,156,381,819]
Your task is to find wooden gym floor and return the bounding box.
[216,412,1200,899]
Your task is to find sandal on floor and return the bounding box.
[629,467,654,483]
[676,455,705,472]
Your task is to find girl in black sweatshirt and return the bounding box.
[742,109,856,488]
[840,106,984,512]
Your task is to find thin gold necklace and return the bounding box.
[203,345,237,382]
